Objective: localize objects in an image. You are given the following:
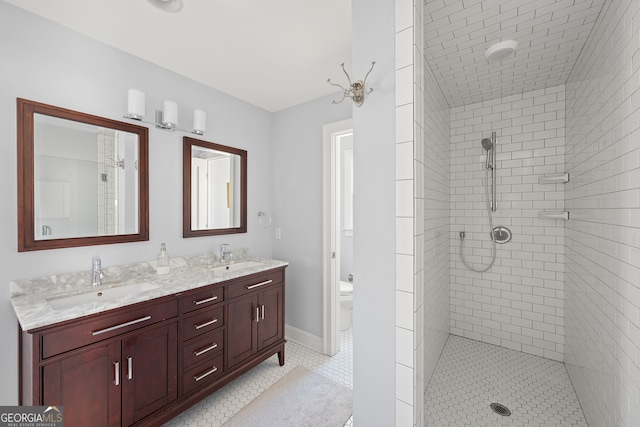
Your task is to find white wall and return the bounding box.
[271,95,351,337]
[565,0,640,425]
[449,86,567,362]
[0,2,274,404]
[353,0,397,425]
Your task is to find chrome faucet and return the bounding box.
[220,244,231,263]
[92,258,104,286]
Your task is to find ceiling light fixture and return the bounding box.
[484,40,518,61]
[327,62,376,107]
[147,0,183,13]
[125,89,206,135]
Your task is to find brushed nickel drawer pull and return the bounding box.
[194,295,218,305]
[256,306,260,323]
[114,361,120,386]
[194,343,218,357]
[127,356,133,380]
[193,366,218,382]
[92,316,152,336]
[246,279,273,290]
[261,304,265,320]
[194,318,218,330]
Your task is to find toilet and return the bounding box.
[340,280,354,330]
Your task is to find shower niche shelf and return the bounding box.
[538,172,569,184]
[538,211,570,220]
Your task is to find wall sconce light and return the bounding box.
[126,89,145,120]
[327,61,376,107]
[124,89,207,135]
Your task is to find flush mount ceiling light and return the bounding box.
[147,0,183,13]
[484,40,518,61]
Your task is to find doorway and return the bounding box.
[322,119,353,356]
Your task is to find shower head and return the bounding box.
[482,137,494,169]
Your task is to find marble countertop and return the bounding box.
[10,256,288,332]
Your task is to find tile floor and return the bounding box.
[425,335,589,427]
[164,328,353,426]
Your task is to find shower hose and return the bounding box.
[459,167,497,273]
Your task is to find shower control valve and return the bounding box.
[459,231,465,240]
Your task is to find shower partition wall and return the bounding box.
[564,0,640,424]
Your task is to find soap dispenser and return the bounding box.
[156,243,170,275]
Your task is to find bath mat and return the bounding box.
[222,365,352,427]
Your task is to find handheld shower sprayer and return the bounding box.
[481,137,493,169]
[459,132,499,273]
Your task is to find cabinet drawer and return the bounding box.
[42,298,178,359]
[182,353,224,394]
[182,306,224,341]
[183,330,224,369]
[226,269,284,300]
[181,285,224,313]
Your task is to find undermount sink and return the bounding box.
[209,261,264,274]
[46,282,158,310]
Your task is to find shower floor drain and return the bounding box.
[490,403,511,416]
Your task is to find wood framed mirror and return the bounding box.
[183,137,247,237]
[17,98,149,251]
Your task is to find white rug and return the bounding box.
[222,365,352,427]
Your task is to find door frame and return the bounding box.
[322,118,353,356]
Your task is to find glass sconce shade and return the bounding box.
[193,109,206,135]
[126,89,146,120]
[163,100,178,127]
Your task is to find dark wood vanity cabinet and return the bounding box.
[227,284,284,367]
[121,322,178,425]
[24,298,179,427]
[42,321,178,427]
[42,340,121,427]
[180,285,226,395]
[19,266,286,427]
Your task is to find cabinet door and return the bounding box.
[121,322,178,426]
[226,294,257,367]
[257,285,284,351]
[43,343,121,427]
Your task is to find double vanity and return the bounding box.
[11,255,287,427]
[12,98,277,426]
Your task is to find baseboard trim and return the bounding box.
[285,324,323,353]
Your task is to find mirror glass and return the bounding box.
[183,137,247,237]
[18,98,149,251]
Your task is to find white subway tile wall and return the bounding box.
[449,85,566,362]
[564,0,640,426]
[421,20,450,399]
